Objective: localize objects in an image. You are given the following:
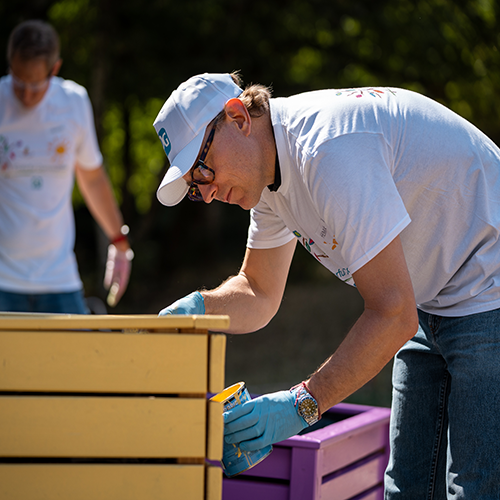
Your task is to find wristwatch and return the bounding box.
[292,382,320,426]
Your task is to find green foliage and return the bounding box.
[101,97,166,214]
[1,0,499,311]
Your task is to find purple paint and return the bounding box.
[221,402,391,500]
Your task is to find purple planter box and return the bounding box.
[222,402,391,500]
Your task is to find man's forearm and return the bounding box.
[201,272,280,334]
[200,242,296,333]
[307,305,418,414]
[307,235,419,414]
[76,165,128,246]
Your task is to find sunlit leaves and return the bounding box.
[100,98,165,214]
[7,0,498,214]
[127,98,166,214]
[289,47,323,84]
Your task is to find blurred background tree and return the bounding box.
[1,0,498,405]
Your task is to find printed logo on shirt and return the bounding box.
[31,176,43,189]
[335,267,353,284]
[293,230,330,262]
[294,226,354,285]
[0,135,22,172]
[0,134,66,181]
[335,88,397,99]
[157,128,171,156]
[48,137,70,162]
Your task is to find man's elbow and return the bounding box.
[391,296,419,342]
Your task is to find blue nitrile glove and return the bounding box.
[223,389,308,452]
[158,291,205,315]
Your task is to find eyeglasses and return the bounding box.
[9,69,52,92]
[187,127,216,202]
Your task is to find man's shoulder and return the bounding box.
[52,77,90,102]
[0,75,11,96]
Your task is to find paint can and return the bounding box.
[211,381,273,477]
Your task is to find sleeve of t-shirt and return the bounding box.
[308,132,411,274]
[247,199,295,249]
[73,86,103,170]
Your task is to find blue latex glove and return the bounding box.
[158,291,205,315]
[223,389,308,452]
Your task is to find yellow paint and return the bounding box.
[0,313,230,332]
[0,396,207,458]
[0,464,205,500]
[0,313,226,500]
[0,331,211,394]
[207,400,223,461]
[206,465,223,500]
[210,381,244,403]
[233,443,242,458]
[209,334,226,394]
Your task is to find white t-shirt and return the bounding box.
[248,87,500,317]
[0,75,103,293]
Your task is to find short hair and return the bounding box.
[7,20,60,69]
[213,71,273,129]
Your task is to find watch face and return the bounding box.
[299,396,318,423]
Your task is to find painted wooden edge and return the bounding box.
[0,396,207,458]
[221,477,290,500]
[208,334,227,394]
[0,331,208,393]
[0,464,205,500]
[205,465,223,500]
[0,313,230,332]
[192,315,230,332]
[206,400,224,461]
[283,406,391,449]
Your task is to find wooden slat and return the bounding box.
[209,334,226,394]
[206,465,223,500]
[0,313,230,332]
[222,477,290,500]
[207,400,223,461]
[0,396,206,458]
[0,464,205,500]
[320,425,389,476]
[320,453,386,500]
[0,331,210,394]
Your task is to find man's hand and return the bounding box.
[104,244,133,307]
[158,291,205,315]
[223,390,308,452]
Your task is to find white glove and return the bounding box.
[104,244,133,307]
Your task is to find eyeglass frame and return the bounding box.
[9,66,53,92]
[187,126,217,202]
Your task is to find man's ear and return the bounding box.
[51,58,62,76]
[224,98,251,135]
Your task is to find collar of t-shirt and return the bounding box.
[267,150,282,192]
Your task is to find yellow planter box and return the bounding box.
[0,313,229,500]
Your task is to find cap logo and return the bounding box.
[157,127,171,156]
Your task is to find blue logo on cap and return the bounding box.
[158,128,171,156]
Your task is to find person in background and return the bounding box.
[0,19,133,314]
[154,72,500,498]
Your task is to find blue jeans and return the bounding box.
[385,308,500,499]
[0,289,89,314]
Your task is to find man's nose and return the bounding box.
[200,184,217,203]
[19,88,34,105]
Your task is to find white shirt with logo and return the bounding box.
[247,88,500,317]
[0,75,102,293]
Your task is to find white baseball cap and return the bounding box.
[153,73,243,206]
